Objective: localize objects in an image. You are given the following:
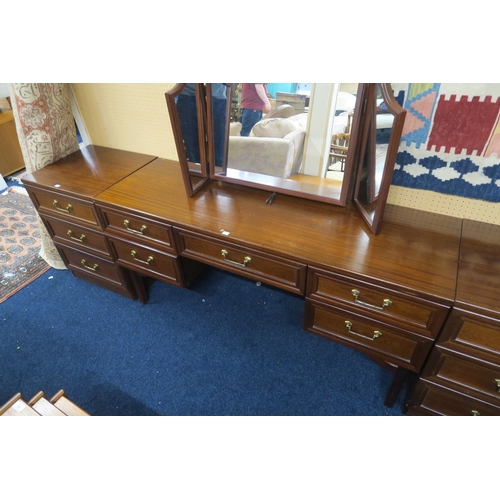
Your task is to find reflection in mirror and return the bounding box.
[208,83,366,205]
[353,83,407,234]
[206,84,232,178]
[165,83,210,196]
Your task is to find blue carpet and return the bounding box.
[1,261,406,416]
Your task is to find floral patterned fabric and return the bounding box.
[9,83,80,269]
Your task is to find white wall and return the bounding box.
[0,83,10,98]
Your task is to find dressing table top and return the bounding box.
[456,219,500,317]
[95,157,463,303]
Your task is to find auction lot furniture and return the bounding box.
[23,145,498,413]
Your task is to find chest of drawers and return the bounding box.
[22,146,157,301]
[407,220,500,415]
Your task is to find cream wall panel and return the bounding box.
[388,185,500,225]
[70,83,178,160]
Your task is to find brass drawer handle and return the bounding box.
[81,259,98,271]
[131,250,153,265]
[471,410,481,416]
[53,200,73,213]
[351,289,392,311]
[344,321,382,341]
[67,230,86,243]
[124,219,147,235]
[495,379,500,392]
[221,249,251,267]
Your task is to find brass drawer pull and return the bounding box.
[471,410,481,416]
[221,249,251,267]
[53,200,73,213]
[124,219,147,235]
[131,250,154,265]
[81,259,98,271]
[67,230,86,243]
[344,321,382,341]
[495,379,500,392]
[351,289,392,311]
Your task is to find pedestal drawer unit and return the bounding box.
[21,145,157,300]
[304,266,453,405]
[406,220,500,415]
[96,204,203,290]
[58,244,138,299]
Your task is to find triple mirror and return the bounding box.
[166,83,406,234]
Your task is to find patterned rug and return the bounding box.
[391,83,500,202]
[0,187,49,303]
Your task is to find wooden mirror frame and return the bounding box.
[167,83,406,234]
[165,83,210,196]
[353,83,407,235]
[195,83,371,206]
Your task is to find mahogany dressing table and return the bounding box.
[22,146,473,411]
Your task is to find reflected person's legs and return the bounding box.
[212,97,227,167]
[241,108,262,137]
[176,93,200,164]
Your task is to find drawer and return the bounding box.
[304,299,433,372]
[307,267,449,339]
[41,215,112,259]
[57,244,136,299]
[176,229,307,295]
[439,308,500,359]
[98,205,175,252]
[26,186,100,228]
[108,237,185,287]
[422,347,500,404]
[406,380,500,416]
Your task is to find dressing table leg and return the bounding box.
[129,270,150,305]
[384,367,409,408]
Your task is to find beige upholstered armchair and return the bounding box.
[227,113,307,178]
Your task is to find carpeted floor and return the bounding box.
[1,258,408,416]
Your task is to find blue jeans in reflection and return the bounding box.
[241,108,262,137]
[212,97,227,167]
[176,93,200,164]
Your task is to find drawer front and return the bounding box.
[304,299,433,372]
[422,348,500,404]
[26,187,99,227]
[59,245,124,284]
[176,229,307,295]
[41,215,112,259]
[307,267,449,338]
[407,380,500,416]
[99,206,175,252]
[109,237,184,286]
[439,308,500,359]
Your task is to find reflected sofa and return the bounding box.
[228,113,308,179]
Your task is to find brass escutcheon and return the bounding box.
[53,200,73,213]
[67,230,86,243]
[221,249,251,267]
[124,219,147,235]
[131,250,153,265]
[344,320,382,341]
[351,289,392,310]
[81,259,98,271]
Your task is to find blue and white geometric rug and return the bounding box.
[391,83,500,202]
